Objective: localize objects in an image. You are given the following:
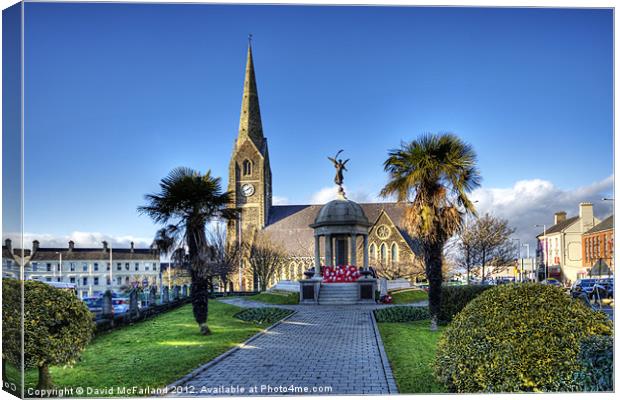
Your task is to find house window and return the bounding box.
[242,159,252,176]
[70,277,76,284]
[135,262,139,271]
[94,277,99,285]
[57,277,61,282]
[70,263,76,272]
[82,263,88,272]
[125,276,129,283]
[391,243,398,263]
[82,277,88,285]
[106,263,110,271]
[32,262,38,272]
[94,263,99,271]
[46,277,52,282]
[152,263,157,271]
[380,243,387,264]
[117,263,122,271]
[116,277,122,285]
[107,277,111,285]
[46,263,52,272]
[125,263,130,271]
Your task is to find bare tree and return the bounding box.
[374,259,425,281]
[207,224,240,295]
[454,214,516,282]
[245,232,286,292]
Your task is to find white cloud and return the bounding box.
[4,231,153,250]
[309,185,385,204]
[472,175,613,251]
[272,195,289,205]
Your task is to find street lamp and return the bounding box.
[55,251,62,281]
[535,224,547,281]
[522,243,530,281]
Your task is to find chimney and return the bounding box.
[554,212,567,225]
[4,238,11,252]
[68,240,75,251]
[579,202,594,233]
[102,241,108,252]
[32,240,40,252]
[130,241,135,252]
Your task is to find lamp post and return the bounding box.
[535,224,547,281]
[55,251,62,281]
[511,238,521,282]
[522,243,530,281]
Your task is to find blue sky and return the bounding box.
[9,3,614,248]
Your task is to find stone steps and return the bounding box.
[318,283,359,305]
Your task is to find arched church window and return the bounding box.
[369,243,376,261]
[380,243,387,264]
[242,159,252,176]
[391,243,398,263]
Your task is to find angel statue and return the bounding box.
[328,150,349,195]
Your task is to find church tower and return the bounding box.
[227,42,272,246]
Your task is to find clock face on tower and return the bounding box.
[241,183,255,197]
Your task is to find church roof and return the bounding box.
[265,203,418,256]
[237,41,264,151]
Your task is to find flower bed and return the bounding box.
[322,265,361,283]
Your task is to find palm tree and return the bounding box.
[380,134,480,330]
[139,167,237,335]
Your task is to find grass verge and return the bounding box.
[390,289,428,304]
[246,291,299,305]
[16,301,269,396]
[377,320,446,393]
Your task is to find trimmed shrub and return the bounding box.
[3,279,95,389]
[374,306,430,323]
[574,335,613,392]
[434,283,612,393]
[234,307,293,325]
[438,284,491,322]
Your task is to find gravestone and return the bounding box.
[173,285,180,301]
[102,290,113,318]
[149,286,157,306]
[129,289,139,319]
[182,285,188,298]
[380,278,388,297]
[162,286,170,303]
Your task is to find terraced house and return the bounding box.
[582,214,614,277]
[26,240,161,298]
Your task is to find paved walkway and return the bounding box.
[167,299,402,396]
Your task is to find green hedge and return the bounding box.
[434,283,612,393]
[574,335,613,392]
[374,306,430,323]
[438,284,492,322]
[234,307,293,325]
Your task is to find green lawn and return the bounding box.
[246,290,299,305]
[390,289,428,304]
[378,320,446,393]
[15,301,269,396]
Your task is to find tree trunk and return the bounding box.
[424,241,444,331]
[37,364,52,390]
[481,249,486,282]
[191,274,211,335]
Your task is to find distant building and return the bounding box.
[581,215,613,277]
[2,239,31,279]
[536,203,599,283]
[25,240,161,298]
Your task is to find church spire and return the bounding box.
[237,37,264,150]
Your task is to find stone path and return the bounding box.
[167,299,401,396]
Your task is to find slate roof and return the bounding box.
[585,215,613,235]
[29,248,158,262]
[536,216,579,237]
[265,203,419,256]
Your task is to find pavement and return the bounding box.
[165,298,416,396]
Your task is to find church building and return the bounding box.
[227,44,422,291]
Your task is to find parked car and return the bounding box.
[541,278,562,287]
[83,297,103,317]
[112,298,129,314]
[572,278,598,294]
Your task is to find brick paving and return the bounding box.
[167,301,399,396]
